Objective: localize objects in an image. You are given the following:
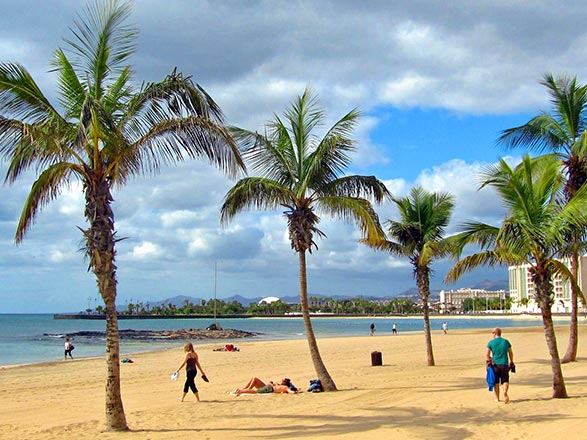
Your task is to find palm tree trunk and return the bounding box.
[417,266,435,366]
[536,280,568,398]
[85,178,128,430]
[298,250,337,391]
[103,294,127,429]
[562,251,579,363]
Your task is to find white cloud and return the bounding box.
[129,242,164,260]
[161,210,201,228]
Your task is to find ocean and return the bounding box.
[0,313,562,367]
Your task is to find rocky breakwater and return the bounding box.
[49,328,258,340]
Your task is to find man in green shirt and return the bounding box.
[486,327,514,403]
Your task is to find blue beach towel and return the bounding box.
[486,365,496,391]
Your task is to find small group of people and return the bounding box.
[369,322,398,335]
[173,341,300,401]
[232,377,298,396]
[173,326,516,404]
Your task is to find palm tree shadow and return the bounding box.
[129,401,579,439]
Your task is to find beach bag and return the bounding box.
[308,379,324,393]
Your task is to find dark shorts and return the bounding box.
[493,364,510,384]
[257,385,274,394]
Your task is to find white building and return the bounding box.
[439,288,507,314]
[508,256,587,313]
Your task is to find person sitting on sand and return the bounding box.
[234,377,297,395]
[213,343,240,352]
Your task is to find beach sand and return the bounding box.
[1,324,587,439]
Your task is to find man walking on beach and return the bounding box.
[486,327,514,403]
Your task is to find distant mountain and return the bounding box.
[148,295,206,307]
[398,287,440,300]
[142,282,506,309]
[472,279,509,290]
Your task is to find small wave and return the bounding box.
[43,333,65,338]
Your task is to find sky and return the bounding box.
[2,0,587,313]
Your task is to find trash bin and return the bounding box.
[371,351,382,366]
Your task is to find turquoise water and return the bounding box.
[0,313,559,367]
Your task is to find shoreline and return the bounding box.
[0,314,577,368]
[51,311,576,320]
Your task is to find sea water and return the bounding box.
[0,313,564,367]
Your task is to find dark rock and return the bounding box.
[47,328,257,340]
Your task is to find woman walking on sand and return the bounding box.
[175,342,207,402]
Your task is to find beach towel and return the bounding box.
[486,365,496,391]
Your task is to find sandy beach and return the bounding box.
[1,324,587,439]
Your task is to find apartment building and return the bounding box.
[439,288,507,314]
[508,256,587,313]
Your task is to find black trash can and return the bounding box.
[371,351,382,366]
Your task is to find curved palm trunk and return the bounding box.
[562,251,579,363]
[535,278,568,398]
[85,179,128,430]
[562,161,586,363]
[417,266,435,366]
[298,250,337,391]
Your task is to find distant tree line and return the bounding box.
[88,296,424,316]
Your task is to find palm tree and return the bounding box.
[220,88,389,390]
[498,73,587,362]
[0,0,243,430]
[362,186,455,366]
[446,155,587,398]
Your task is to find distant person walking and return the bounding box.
[442,322,448,335]
[64,338,74,360]
[486,327,515,403]
[175,342,207,402]
[392,323,398,335]
[370,323,376,336]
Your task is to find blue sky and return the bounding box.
[1,0,586,313]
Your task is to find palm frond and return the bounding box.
[359,236,407,257]
[315,195,385,244]
[551,259,586,306]
[0,62,58,123]
[15,162,80,243]
[445,250,513,283]
[541,73,587,139]
[64,0,137,96]
[110,116,243,184]
[51,49,87,120]
[230,124,294,184]
[220,177,292,224]
[304,108,360,186]
[318,175,390,203]
[284,87,324,155]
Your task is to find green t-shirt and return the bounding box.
[487,337,511,365]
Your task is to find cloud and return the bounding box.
[129,242,164,261]
[0,0,580,311]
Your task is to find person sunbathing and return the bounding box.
[234,377,297,395]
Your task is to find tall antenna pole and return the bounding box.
[214,261,217,324]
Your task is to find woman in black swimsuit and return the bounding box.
[175,342,207,402]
